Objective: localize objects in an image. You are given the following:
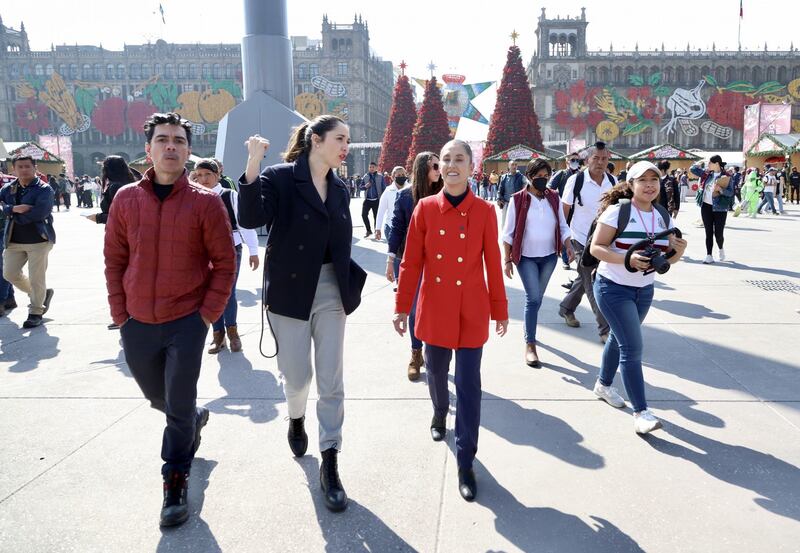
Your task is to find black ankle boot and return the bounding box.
[430,414,446,442]
[320,448,348,512]
[160,470,190,527]
[458,468,477,502]
[288,416,308,457]
[192,407,209,456]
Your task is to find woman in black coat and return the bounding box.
[238,115,366,513]
[87,155,136,225]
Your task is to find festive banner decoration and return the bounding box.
[464,81,493,100]
[461,103,489,124]
[311,75,347,97]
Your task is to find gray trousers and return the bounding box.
[269,264,346,451]
[559,239,609,336]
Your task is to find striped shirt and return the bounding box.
[596,203,673,287]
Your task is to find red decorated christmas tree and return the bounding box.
[483,45,543,162]
[379,74,417,173]
[406,77,451,170]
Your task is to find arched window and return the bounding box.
[752,66,762,83]
[189,64,197,78]
[107,63,115,79]
[624,66,633,83]
[715,66,725,83]
[21,64,30,77]
[298,63,307,79]
[727,66,736,83]
[177,64,187,78]
[740,66,749,81]
[130,64,141,79]
[45,64,54,76]
[664,67,673,84]
[310,64,319,77]
[766,66,776,81]
[117,64,125,79]
[613,66,622,84]
[202,64,211,78]
[165,64,174,78]
[777,66,787,82]
[154,63,162,76]
[599,67,609,84]
[34,64,44,76]
[586,67,597,84]
[142,64,151,78]
[212,64,222,78]
[69,64,79,79]
[689,66,700,83]
[58,64,67,76]
[225,64,234,78]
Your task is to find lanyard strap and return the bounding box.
[633,204,656,240]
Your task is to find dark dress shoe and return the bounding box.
[107,322,120,330]
[430,415,446,442]
[525,343,541,368]
[4,298,17,310]
[42,289,54,315]
[320,448,348,512]
[22,314,43,328]
[458,468,477,502]
[160,470,190,527]
[192,407,209,456]
[288,416,308,457]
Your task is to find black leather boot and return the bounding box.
[320,448,348,512]
[160,470,190,527]
[192,407,209,456]
[288,416,308,457]
[458,468,477,502]
[430,414,446,442]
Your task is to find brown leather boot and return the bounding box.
[208,330,226,354]
[226,326,242,352]
[525,343,541,368]
[408,348,423,381]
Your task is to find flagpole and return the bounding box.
[738,0,742,50]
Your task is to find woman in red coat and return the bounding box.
[393,139,508,502]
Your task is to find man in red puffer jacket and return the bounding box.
[104,112,235,528]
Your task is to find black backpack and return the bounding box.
[566,171,617,225]
[581,199,671,269]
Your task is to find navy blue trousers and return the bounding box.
[424,344,483,470]
[120,311,208,475]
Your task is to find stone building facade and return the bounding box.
[526,8,800,153]
[0,14,392,176]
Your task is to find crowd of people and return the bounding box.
[0,111,792,529]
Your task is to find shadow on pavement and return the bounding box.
[481,390,604,469]
[650,299,730,320]
[644,421,800,522]
[157,457,221,552]
[475,462,646,553]
[205,352,283,424]
[0,325,60,373]
[680,257,800,279]
[537,343,726,429]
[296,456,416,552]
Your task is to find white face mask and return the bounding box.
[569,161,580,170]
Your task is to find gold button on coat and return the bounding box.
[436,254,443,259]
[435,276,441,283]
[457,257,463,263]
[456,280,462,286]
[460,233,465,239]
[439,229,446,235]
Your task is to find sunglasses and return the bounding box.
[430,162,440,171]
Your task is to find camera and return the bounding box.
[624,228,683,276]
[638,246,672,276]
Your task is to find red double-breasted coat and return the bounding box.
[395,189,508,350]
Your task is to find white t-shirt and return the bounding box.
[703,172,721,205]
[595,203,674,288]
[562,169,614,245]
[376,183,407,232]
[502,192,571,258]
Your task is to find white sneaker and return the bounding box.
[633,410,663,434]
[702,255,714,264]
[718,249,726,262]
[593,380,626,408]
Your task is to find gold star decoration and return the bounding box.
[510,30,520,45]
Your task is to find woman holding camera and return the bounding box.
[589,161,687,434]
[502,159,573,368]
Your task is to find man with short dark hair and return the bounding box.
[0,155,55,328]
[211,157,238,192]
[360,161,384,238]
[497,160,526,225]
[559,142,615,342]
[549,152,583,270]
[789,167,800,204]
[105,112,236,528]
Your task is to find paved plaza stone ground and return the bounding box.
[1,197,799,552]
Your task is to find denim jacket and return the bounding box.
[0,177,56,247]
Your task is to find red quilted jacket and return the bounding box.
[104,168,236,326]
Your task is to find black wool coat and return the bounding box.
[238,153,367,321]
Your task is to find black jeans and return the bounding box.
[790,185,800,204]
[361,198,379,234]
[120,311,209,474]
[700,202,727,255]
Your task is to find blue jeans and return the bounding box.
[516,253,557,343]
[757,191,776,213]
[213,245,242,331]
[594,275,654,412]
